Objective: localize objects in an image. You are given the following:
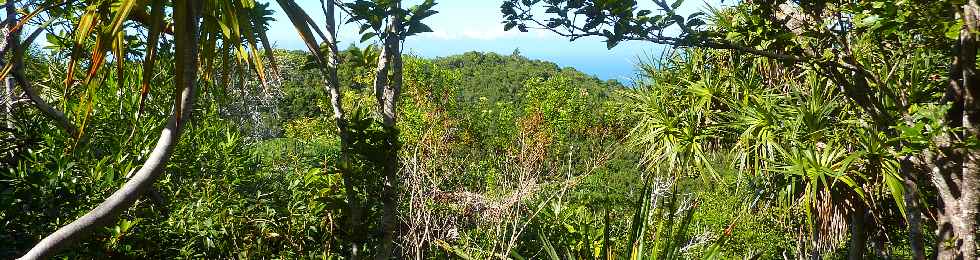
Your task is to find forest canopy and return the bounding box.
[1,0,979,259]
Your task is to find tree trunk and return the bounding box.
[847,204,868,260]
[17,2,202,258]
[953,1,979,258]
[903,177,926,260]
[317,0,362,258]
[4,75,12,128]
[935,212,958,260]
[899,154,928,260]
[932,2,980,258]
[376,2,402,259]
[2,5,10,129]
[372,42,390,112]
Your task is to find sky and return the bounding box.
[263,0,718,81]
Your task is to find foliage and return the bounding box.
[5,0,979,258]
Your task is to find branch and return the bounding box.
[10,97,31,107]
[130,8,174,35]
[14,73,79,138]
[6,1,78,138]
[921,148,959,213]
[507,1,897,127]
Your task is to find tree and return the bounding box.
[501,0,977,258]
[277,0,436,258]
[344,1,436,258]
[274,0,366,256]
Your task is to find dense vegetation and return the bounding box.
[1,0,979,259]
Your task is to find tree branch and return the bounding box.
[5,0,78,138]
[14,73,78,138]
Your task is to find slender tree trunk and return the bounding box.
[17,2,202,259]
[371,39,393,256]
[899,154,928,260]
[376,2,402,259]
[2,6,10,129]
[903,176,926,260]
[4,75,12,128]
[955,2,979,258]
[847,203,868,260]
[317,0,362,258]
[380,29,401,128]
[320,0,346,152]
[372,42,390,111]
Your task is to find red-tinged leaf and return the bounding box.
[0,63,13,81]
[75,8,100,45]
[112,32,126,91]
[64,53,78,95]
[222,4,242,38]
[220,43,232,91]
[138,0,164,117]
[72,73,107,149]
[84,34,109,85]
[239,14,268,89]
[235,45,248,63]
[250,43,269,89]
[9,2,50,38]
[201,31,218,83]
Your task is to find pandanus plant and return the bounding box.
[504,0,979,257]
[621,48,918,257]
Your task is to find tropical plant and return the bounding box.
[504,0,979,258]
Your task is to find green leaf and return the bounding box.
[539,230,560,260]
[946,20,964,40]
[360,32,376,42]
[504,22,516,31]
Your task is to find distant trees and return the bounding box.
[433,51,618,104]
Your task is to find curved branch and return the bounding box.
[15,73,79,138]
[130,8,174,35]
[17,1,202,259]
[5,0,78,138]
[0,1,79,138]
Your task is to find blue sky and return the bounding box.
[265,1,718,81]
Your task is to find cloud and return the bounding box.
[426,30,459,40]
[422,26,554,41]
[460,27,520,40]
